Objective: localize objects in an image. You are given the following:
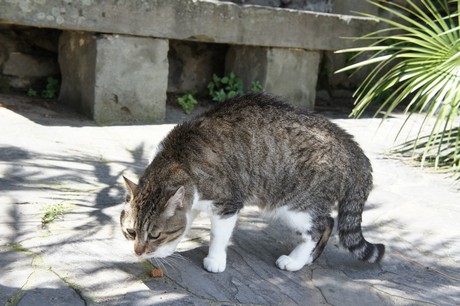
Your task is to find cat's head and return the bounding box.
[120,176,187,258]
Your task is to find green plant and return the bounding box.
[41,77,59,99]
[208,72,244,103]
[336,0,460,177]
[177,92,198,114]
[250,80,263,93]
[27,88,38,97]
[41,203,69,228]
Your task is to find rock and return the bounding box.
[222,0,282,7]
[2,52,59,78]
[282,0,334,12]
[168,40,227,95]
[0,26,60,92]
[219,0,334,12]
[226,45,320,110]
[59,32,168,123]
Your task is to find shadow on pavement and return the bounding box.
[1,94,459,305]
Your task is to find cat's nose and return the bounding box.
[133,243,145,256]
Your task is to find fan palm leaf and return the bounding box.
[336,0,460,178]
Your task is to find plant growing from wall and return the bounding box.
[207,72,244,103]
[27,77,60,99]
[27,88,38,97]
[41,77,59,99]
[177,92,198,114]
[250,80,263,93]
[336,0,460,178]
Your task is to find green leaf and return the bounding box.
[337,0,460,177]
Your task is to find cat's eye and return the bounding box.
[148,232,161,240]
[126,228,136,239]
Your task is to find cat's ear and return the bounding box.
[162,186,185,219]
[123,176,138,197]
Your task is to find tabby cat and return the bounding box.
[120,94,385,273]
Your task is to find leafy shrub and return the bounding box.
[27,88,38,97]
[337,0,460,177]
[41,77,59,99]
[27,77,59,99]
[250,80,263,93]
[207,72,244,103]
[177,92,198,114]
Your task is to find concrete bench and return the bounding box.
[0,0,375,123]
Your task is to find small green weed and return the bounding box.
[41,77,59,98]
[27,88,38,97]
[27,77,60,99]
[250,80,263,93]
[41,203,70,228]
[177,92,198,114]
[207,72,244,103]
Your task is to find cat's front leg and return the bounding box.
[203,213,238,273]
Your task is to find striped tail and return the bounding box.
[338,184,385,263]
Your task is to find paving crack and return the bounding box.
[4,243,36,306]
[310,268,333,306]
[5,271,32,306]
[393,250,460,282]
[48,268,89,306]
[370,284,437,306]
[4,241,89,306]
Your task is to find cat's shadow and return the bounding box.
[142,221,387,305]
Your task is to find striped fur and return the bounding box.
[120,94,385,270]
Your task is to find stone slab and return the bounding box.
[0,0,376,51]
[0,95,459,305]
[226,45,320,109]
[2,52,59,78]
[168,40,227,94]
[58,32,168,123]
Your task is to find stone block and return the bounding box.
[282,0,334,12]
[226,46,320,110]
[333,0,378,16]
[0,0,377,51]
[168,40,227,94]
[59,32,168,123]
[3,52,59,77]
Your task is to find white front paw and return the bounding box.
[203,256,226,273]
[276,255,305,272]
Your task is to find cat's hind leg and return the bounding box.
[310,216,334,262]
[275,209,334,271]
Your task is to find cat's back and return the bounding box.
[200,93,296,122]
[158,94,371,203]
[195,94,357,149]
[165,94,367,168]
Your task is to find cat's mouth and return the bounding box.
[144,249,173,259]
[132,248,171,259]
[140,238,183,259]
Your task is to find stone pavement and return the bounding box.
[0,94,459,306]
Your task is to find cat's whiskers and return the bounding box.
[170,252,188,262]
[163,252,189,273]
[151,257,168,274]
[162,258,179,273]
[147,252,188,275]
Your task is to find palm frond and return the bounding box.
[336,0,460,178]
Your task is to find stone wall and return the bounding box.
[0,25,60,94]
[168,41,228,95]
[219,0,334,12]
[0,0,390,110]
